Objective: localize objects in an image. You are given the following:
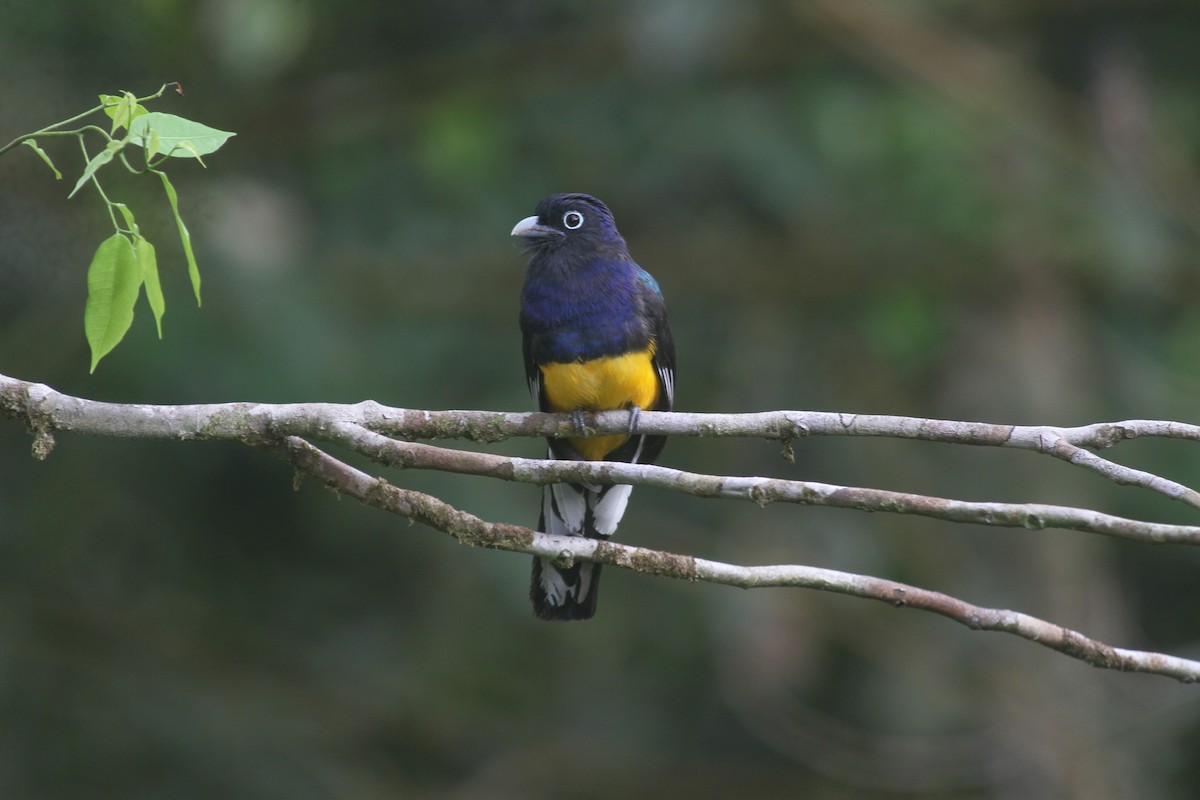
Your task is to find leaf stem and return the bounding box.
[78,137,120,233]
[118,152,145,175]
[0,83,169,158]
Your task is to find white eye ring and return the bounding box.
[563,211,584,230]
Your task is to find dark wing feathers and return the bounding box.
[645,287,675,413]
[521,326,543,409]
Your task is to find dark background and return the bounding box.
[4,1,1200,797]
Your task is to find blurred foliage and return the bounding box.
[4,0,1200,797]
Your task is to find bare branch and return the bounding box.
[4,373,1200,544]
[268,435,1200,684]
[322,421,1200,546]
[7,371,1200,680]
[5,373,1200,505]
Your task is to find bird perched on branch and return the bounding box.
[512,193,676,621]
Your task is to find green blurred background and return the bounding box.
[4,0,1200,796]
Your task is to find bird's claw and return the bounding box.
[627,405,642,436]
[571,409,588,436]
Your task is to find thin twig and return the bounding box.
[0,84,171,158]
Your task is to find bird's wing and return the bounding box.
[521,322,544,409]
[642,276,675,413]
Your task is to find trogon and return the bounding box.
[512,193,676,621]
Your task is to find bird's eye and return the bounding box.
[563,211,584,230]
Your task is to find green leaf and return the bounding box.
[129,113,235,160]
[135,235,165,339]
[112,202,138,233]
[22,139,62,180]
[68,140,124,199]
[100,91,147,134]
[85,233,143,372]
[156,170,201,305]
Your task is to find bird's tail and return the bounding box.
[530,479,633,621]
[531,556,603,621]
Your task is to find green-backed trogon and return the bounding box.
[512,193,675,621]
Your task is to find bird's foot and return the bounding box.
[627,405,642,436]
[571,409,588,436]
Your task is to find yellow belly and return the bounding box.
[540,347,659,461]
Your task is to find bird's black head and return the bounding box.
[511,193,626,257]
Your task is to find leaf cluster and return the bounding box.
[5,86,235,371]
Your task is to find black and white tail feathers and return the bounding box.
[530,474,635,621]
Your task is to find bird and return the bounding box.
[512,193,675,621]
